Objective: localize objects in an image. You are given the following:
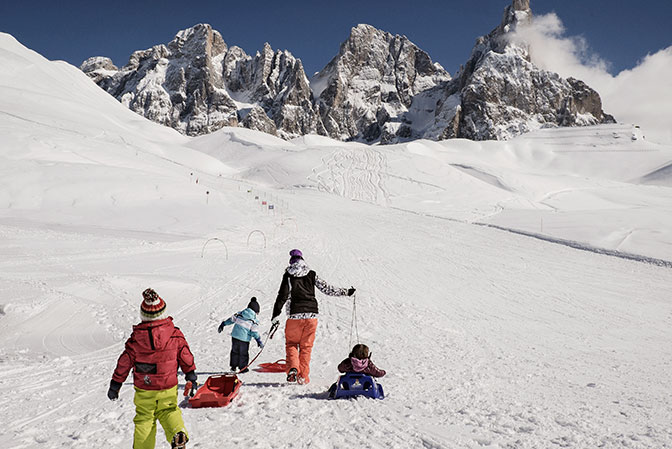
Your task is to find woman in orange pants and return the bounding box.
[272,249,355,384]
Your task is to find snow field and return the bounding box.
[3,188,671,448]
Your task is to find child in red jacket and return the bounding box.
[107,288,197,449]
[338,343,386,377]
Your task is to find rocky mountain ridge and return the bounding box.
[81,0,614,143]
[420,0,615,141]
[82,24,322,138]
[310,23,452,142]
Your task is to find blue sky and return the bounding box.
[1,0,670,76]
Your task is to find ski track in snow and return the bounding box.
[311,147,391,207]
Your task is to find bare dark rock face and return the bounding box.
[241,106,278,136]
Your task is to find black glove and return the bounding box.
[269,319,280,339]
[185,371,198,397]
[347,287,356,296]
[217,322,225,333]
[107,380,122,401]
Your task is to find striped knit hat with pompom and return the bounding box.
[140,288,167,321]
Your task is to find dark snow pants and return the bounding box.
[230,337,250,371]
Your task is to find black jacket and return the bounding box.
[272,261,347,319]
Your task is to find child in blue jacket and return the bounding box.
[218,297,263,372]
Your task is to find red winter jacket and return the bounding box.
[112,317,196,390]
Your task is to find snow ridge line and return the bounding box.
[387,206,672,269]
[473,222,672,269]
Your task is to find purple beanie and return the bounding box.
[289,249,303,264]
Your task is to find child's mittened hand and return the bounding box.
[184,380,198,397]
[217,322,224,333]
[107,380,121,401]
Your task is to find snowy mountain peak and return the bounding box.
[402,0,615,142]
[351,23,380,34]
[80,56,117,73]
[312,23,451,142]
[79,2,613,143]
[494,0,532,54]
[461,0,534,78]
[495,0,532,32]
[344,23,399,51]
[336,23,444,81]
[168,23,228,59]
[80,56,118,83]
[506,0,532,24]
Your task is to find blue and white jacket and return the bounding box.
[220,308,262,345]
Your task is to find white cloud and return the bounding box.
[511,13,672,144]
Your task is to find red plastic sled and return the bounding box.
[255,359,287,373]
[188,374,242,408]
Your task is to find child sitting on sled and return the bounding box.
[338,343,386,377]
[218,297,264,372]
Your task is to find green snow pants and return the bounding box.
[133,385,188,449]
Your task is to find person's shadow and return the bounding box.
[289,390,331,400]
[177,380,334,406]
[239,381,286,388]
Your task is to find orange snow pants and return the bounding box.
[285,318,318,383]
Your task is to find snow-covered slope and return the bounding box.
[2,31,672,449]
[188,122,672,262]
[0,32,237,235]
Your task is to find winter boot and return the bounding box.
[171,431,188,449]
[287,368,298,383]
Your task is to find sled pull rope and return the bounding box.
[349,292,360,348]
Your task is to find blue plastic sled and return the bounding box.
[328,373,385,399]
